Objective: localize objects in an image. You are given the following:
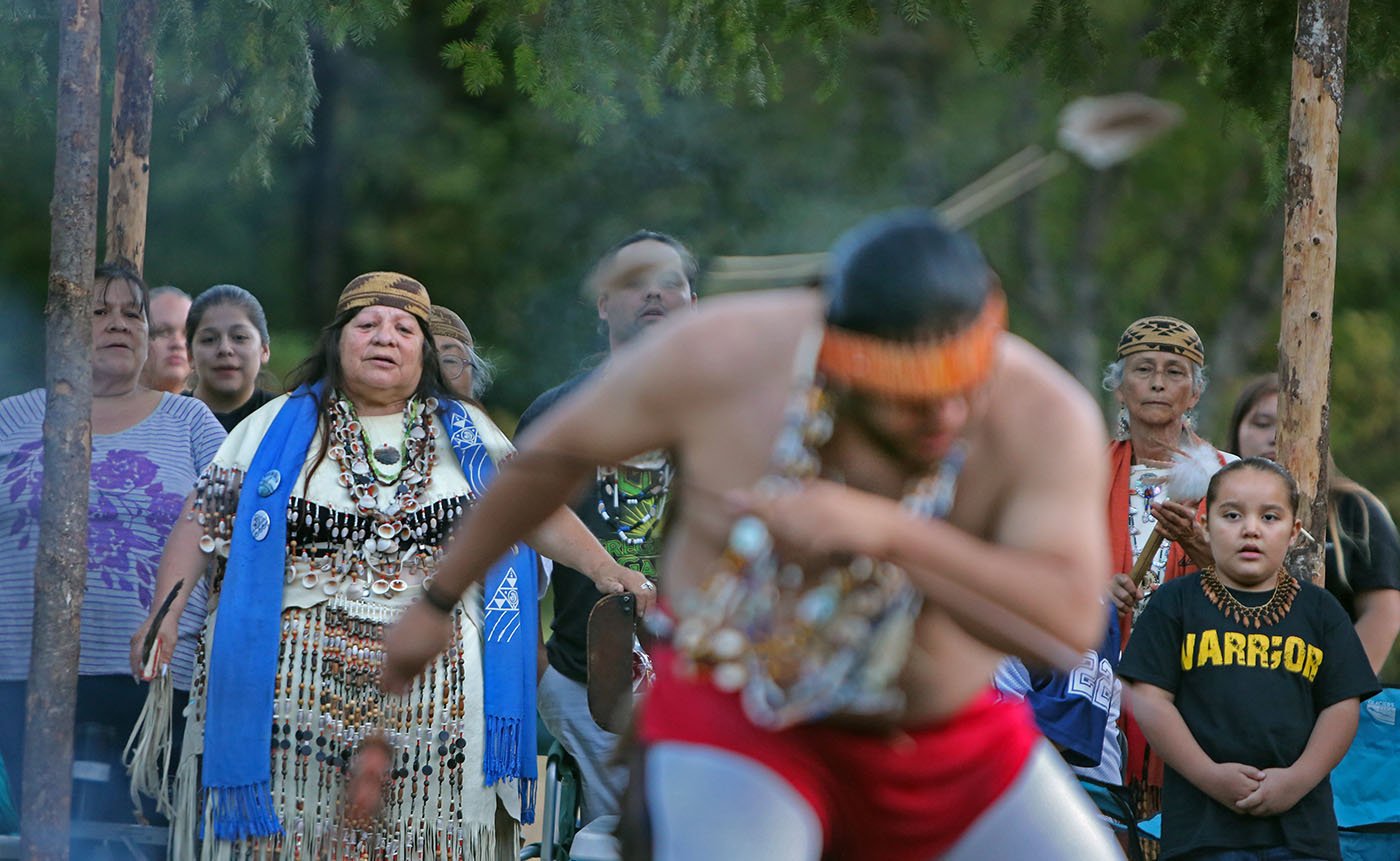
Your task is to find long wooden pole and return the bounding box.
[105,0,157,272]
[1277,0,1349,587]
[21,0,102,858]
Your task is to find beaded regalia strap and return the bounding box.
[673,329,966,729]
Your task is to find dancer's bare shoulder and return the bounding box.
[975,334,1108,547]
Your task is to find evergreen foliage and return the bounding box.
[10,2,1395,178]
[0,0,55,139]
[439,1,885,140]
[1,0,1397,508]
[0,0,412,184]
[432,0,1399,169]
[153,0,413,182]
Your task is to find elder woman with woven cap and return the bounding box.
[129,272,650,860]
[1102,315,1232,853]
[1103,316,1232,621]
[429,304,494,402]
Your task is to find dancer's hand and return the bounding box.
[344,735,391,824]
[381,599,455,695]
[1108,573,1142,612]
[727,479,891,563]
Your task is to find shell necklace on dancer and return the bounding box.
[672,295,1004,730]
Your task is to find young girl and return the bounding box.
[186,284,275,431]
[1120,458,1378,861]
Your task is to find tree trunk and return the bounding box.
[1278,0,1348,587]
[105,0,156,271]
[22,1,102,858]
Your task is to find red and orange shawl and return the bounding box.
[1108,437,1223,791]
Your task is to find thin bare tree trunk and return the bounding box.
[1278,0,1348,586]
[105,0,156,271]
[23,1,102,858]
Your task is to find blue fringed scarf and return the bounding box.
[440,399,538,824]
[202,384,538,840]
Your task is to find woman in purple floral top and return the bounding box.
[0,262,225,819]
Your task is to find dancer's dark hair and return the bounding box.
[825,209,992,341]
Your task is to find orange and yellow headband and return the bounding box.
[817,291,1006,399]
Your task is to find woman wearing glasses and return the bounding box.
[430,305,493,402]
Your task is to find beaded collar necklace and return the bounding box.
[675,330,965,729]
[1200,566,1299,628]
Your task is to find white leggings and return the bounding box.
[645,740,1124,861]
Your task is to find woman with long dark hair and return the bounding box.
[186,284,276,431]
[130,272,651,860]
[1227,374,1400,672]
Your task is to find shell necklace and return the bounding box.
[328,392,438,518]
[1200,567,1299,628]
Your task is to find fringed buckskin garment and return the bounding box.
[134,389,532,861]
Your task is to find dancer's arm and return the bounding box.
[383,315,699,692]
[732,354,1110,657]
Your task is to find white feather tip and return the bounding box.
[1166,442,1221,502]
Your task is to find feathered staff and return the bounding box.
[704,93,1184,291]
[1128,441,1223,585]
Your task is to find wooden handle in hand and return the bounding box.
[1128,527,1167,585]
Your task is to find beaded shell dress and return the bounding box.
[166,393,515,861]
[1127,464,1175,621]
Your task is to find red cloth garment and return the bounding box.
[638,647,1038,861]
[1108,438,1221,791]
[1107,439,1200,648]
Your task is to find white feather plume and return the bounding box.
[1165,441,1221,503]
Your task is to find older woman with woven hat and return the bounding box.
[1103,316,1227,619]
[128,272,651,860]
[429,304,494,401]
[1102,315,1230,851]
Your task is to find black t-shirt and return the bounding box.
[207,388,276,432]
[1119,573,1379,861]
[1324,490,1400,620]
[518,370,671,684]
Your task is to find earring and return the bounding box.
[1116,407,1130,438]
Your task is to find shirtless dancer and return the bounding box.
[386,210,1121,859]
